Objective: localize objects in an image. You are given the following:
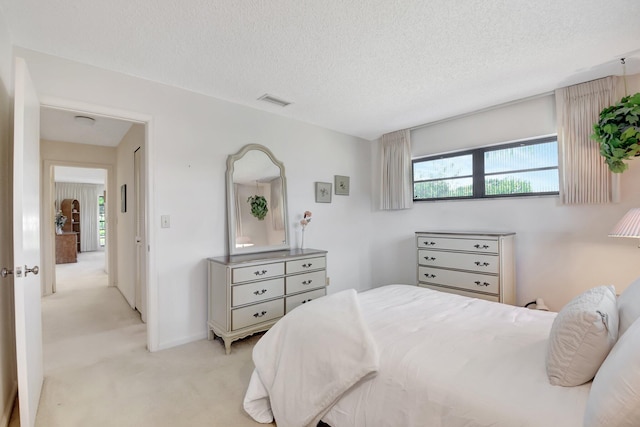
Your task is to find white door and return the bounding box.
[13,57,43,427]
[134,146,147,322]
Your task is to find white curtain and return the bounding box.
[56,182,100,251]
[556,76,622,204]
[380,129,413,210]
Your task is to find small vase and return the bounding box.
[56,225,62,235]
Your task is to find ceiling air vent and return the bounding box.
[257,94,292,107]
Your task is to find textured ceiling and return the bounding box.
[2,0,640,140]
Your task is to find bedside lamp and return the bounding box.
[609,208,640,246]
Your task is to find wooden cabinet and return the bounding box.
[55,232,77,264]
[61,199,81,252]
[208,248,328,354]
[416,232,515,304]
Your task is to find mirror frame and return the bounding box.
[226,144,290,255]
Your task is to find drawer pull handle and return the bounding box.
[301,299,313,304]
[423,273,436,279]
[425,241,436,246]
[302,263,312,268]
[474,281,491,287]
[423,256,436,261]
[474,244,490,249]
[474,261,490,267]
[254,270,268,276]
[253,311,267,318]
[253,289,267,295]
[302,280,313,285]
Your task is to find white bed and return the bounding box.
[243,285,598,427]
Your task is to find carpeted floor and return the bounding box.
[13,251,272,427]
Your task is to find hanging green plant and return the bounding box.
[247,195,268,220]
[591,92,640,173]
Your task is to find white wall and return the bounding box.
[0,9,17,427]
[17,48,372,350]
[116,124,144,308]
[371,89,640,311]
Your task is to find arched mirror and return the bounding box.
[226,144,289,255]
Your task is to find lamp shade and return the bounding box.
[609,208,640,238]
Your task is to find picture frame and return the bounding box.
[121,184,127,213]
[334,175,350,195]
[315,182,332,203]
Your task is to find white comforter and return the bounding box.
[243,289,379,427]
[245,285,591,427]
[323,285,591,427]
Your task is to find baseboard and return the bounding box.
[156,331,208,351]
[0,380,17,427]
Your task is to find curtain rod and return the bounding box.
[408,91,554,132]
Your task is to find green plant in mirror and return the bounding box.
[591,92,640,173]
[247,195,268,220]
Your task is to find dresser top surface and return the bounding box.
[416,231,515,237]
[208,248,327,266]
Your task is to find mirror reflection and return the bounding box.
[227,145,289,255]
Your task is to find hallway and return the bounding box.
[10,251,267,427]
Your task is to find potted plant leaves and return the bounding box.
[247,195,268,220]
[591,92,640,173]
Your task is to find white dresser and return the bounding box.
[416,232,515,304]
[208,248,327,354]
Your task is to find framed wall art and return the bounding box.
[315,182,332,203]
[121,184,127,213]
[334,175,350,195]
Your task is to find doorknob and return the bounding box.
[1,268,12,278]
[24,265,39,277]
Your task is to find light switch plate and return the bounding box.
[161,215,170,228]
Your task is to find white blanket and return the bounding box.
[323,285,591,427]
[243,289,379,427]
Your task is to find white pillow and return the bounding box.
[546,285,618,386]
[617,276,640,337]
[584,316,640,427]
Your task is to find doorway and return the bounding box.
[53,165,109,293]
[40,105,149,332]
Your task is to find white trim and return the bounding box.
[156,331,208,352]
[39,97,158,352]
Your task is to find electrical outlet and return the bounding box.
[161,215,170,228]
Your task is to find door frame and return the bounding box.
[43,160,115,293]
[39,96,158,352]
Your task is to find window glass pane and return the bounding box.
[485,170,559,195]
[485,141,557,174]
[413,154,473,180]
[414,177,473,199]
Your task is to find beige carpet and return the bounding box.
[17,251,272,427]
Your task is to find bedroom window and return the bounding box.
[413,136,559,201]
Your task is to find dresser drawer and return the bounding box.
[417,236,498,254]
[418,249,499,274]
[232,262,285,284]
[286,256,326,274]
[231,299,284,331]
[232,278,284,307]
[418,266,499,295]
[419,283,500,303]
[285,288,326,313]
[286,270,326,294]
